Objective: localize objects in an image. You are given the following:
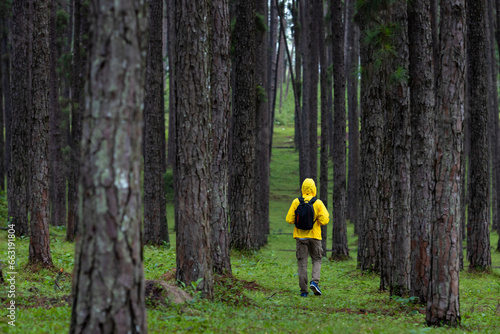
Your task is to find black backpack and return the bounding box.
[294,196,317,230]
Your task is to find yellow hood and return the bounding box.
[301,178,317,197]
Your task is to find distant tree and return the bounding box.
[230,0,257,251]
[330,0,349,261]
[29,0,52,267]
[166,0,175,168]
[466,0,491,271]
[66,0,88,242]
[9,0,29,236]
[426,0,465,327]
[70,0,148,331]
[49,0,66,227]
[210,0,232,275]
[409,0,435,304]
[299,0,318,182]
[144,0,168,245]
[174,0,214,298]
[345,0,360,235]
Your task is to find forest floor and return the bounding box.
[1,125,500,333]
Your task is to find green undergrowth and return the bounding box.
[1,124,500,333]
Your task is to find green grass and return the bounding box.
[1,122,500,333]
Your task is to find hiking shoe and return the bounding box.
[310,281,322,296]
[300,292,308,297]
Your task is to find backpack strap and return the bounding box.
[309,197,317,205]
[298,196,305,204]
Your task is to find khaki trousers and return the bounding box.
[296,238,322,294]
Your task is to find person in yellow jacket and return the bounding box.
[286,178,329,297]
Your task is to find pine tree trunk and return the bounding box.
[210,0,232,275]
[144,0,168,245]
[0,42,4,190]
[356,7,383,273]
[1,8,11,186]
[70,0,147,332]
[49,0,66,227]
[254,0,269,249]
[486,0,499,233]
[409,0,435,304]
[319,0,329,256]
[166,0,176,168]
[330,0,349,261]
[67,0,88,242]
[29,0,52,267]
[466,0,491,271]
[230,0,257,251]
[9,0,30,237]
[346,0,360,234]
[299,0,318,182]
[174,0,215,298]
[426,0,465,327]
[389,1,411,297]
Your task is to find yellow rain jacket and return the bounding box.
[286,178,329,239]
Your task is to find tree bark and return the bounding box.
[70,0,148,332]
[346,0,360,234]
[230,0,257,252]
[1,4,11,189]
[409,0,435,304]
[466,0,491,271]
[166,0,176,168]
[49,0,66,227]
[426,0,465,327]
[330,0,349,261]
[174,0,214,298]
[389,0,411,297]
[9,0,30,237]
[144,0,168,245]
[210,0,232,275]
[356,6,383,274]
[0,35,3,191]
[67,0,88,242]
[254,0,269,249]
[319,0,329,256]
[29,0,52,267]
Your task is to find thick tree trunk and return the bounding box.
[69,0,148,332]
[9,0,30,237]
[29,0,52,267]
[254,0,269,249]
[210,0,232,275]
[144,0,168,245]
[49,0,66,227]
[466,0,491,271]
[356,6,383,273]
[426,0,465,327]
[389,1,411,297]
[409,0,435,304]
[174,0,214,298]
[230,0,257,252]
[330,0,349,261]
